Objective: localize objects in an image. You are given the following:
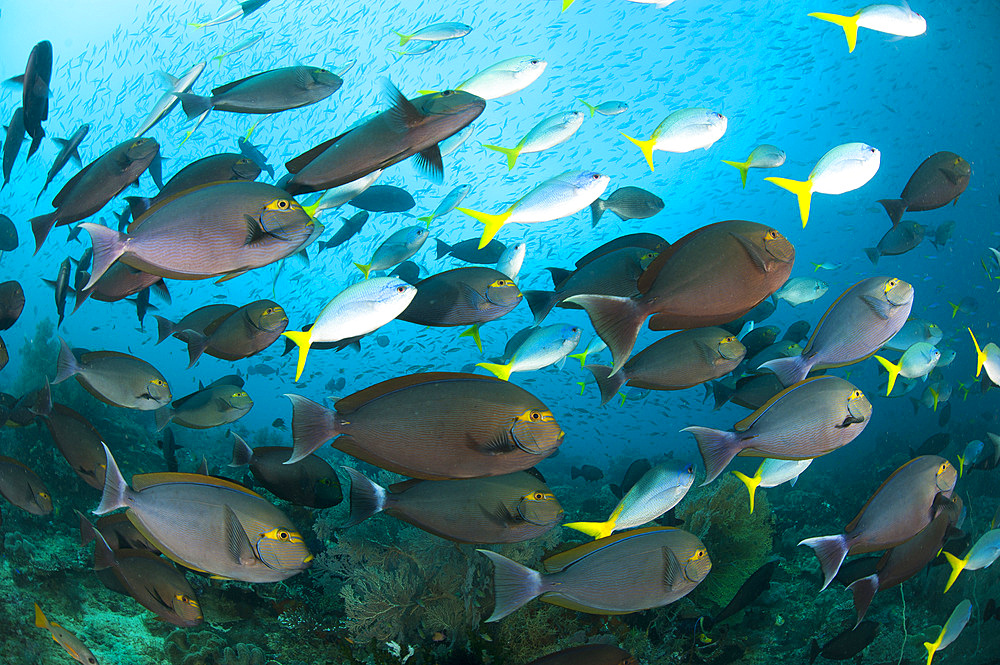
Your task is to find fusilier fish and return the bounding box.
[354,225,428,278]
[762,277,914,386]
[799,455,957,590]
[479,527,710,620]
[418,184,471,225]
[284,372,564,477]
[732,458,812,513]
[766,143,881,227]
[282,277,417,380]
[578,99,629,117]
[95,445,312,582]
[342,467,563,543]
[483,111,585,169]
[478,324,582,381]
[458,170,610,249]
[810,4,927,53]
[564,462,695,538]
[621,108,728,171]
[722,144,787,188]
[684,375,872,484]
[54,339,171,410]
[393,21,472,46]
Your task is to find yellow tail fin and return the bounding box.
[34,603,48,629]
[943,551,967,592]
[302,200,322,219]
[567,351,588,367]
[417,214,434,227]
[459,324,483,352]
[476,361,514,381]
[765,176,814,227]
[721,159,751,189]
[949,302,960,318]
[808,11,862,53]
[968,328,986,377]
[563,519,615,539]
[282,330,313,382]
[455,207,514,249]
[732,467,763,514]
[873,354,901,396]
[620,132,657,171]
[930,386,939,412]
[393,31,412,47]
[956,454,965,479]
[578,98,597,117]
[482,143,522,170]
[353,262,372,279]
[562,0,577,10]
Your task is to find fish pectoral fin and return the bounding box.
[835,415,865,429]
[859,294,891,321]
[244,214,288,245]
[938,167,960,186]
[729,232,772,272]
[478,433,516,454]
[488,501,517,526]
[461,283,491,311]
[381,77,424,129]
[223,504,256,566]
[413,144,444,183]
[662,547,681,589]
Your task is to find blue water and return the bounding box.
[1,1,998,663]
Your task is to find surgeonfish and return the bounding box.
[54,338,171,410]
[0,455,53,515]
[229,433,342,508]
[877,152,971,226]
[563,462,695,539]
[765,143,881,227]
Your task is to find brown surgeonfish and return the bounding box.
[526,644,638,665]
[229,433,342,508]
[572,233,668,269]
[342,466,563,543]
[847,494,963,624]
[799,455,958,590]
[178,65,343,118]
[75,264,168,312]
[96,512,157,552]
[685,375,872,484]
[154,303,239,344]
[0,455,52,515]
[0,280,25,330]
[877,151,971,226]
[524,247,658,324]
[398,267,522,327]
[81,181,318,289]
[284,372,563,477]
[54,338,171,410]
[283,79,485,194]
[155,378,253,430]
[568,220,794,374]
[761,276,913,386]
[79,514,202,627]
[479,526,710,620]
[35,396,108,490]
[864,221,925,265]
[125,152,261,219]
[34,603,99,665]
[179,300,288,365]
[95,445,312,582]
[17,41,52,160]
[587,327,746,405]
[30,137,160,250]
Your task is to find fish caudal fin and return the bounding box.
[418,214,435,227]
[459,324,483,352]
[435,238,452,260]
[34,603,48,629]
[154,406,174,432]
[942,551,967,593]
[284,393,339,464]
[808,11,861,53]
[281,329,313,381]
[731,468,762,514]
[482,143,522,170]
[620,132,657,171]
[522,290,560,325]
[54,337,81,384]
[765,176,814,228]
[590,198,607,227]
[563,294,643,375]
[80,223,127,290]
[455,206,514,250]
[229,433,253,467]
[683,426,743,485]
[95,443,130,515]
[341,466,388,527]
[476,362,514,381]
[873,355,901,396]
[798,533,849,590]
[968,328,986,377]
[563,519,616,540]
[177,93,213,120]
[721,159,750,189]
[585,364,627,406]
[561,0,577,11]
[353,262,372,279]
[179,330,210,368]
[864,247,880,265]
[577,98,597,117]
[392,31,412,47]
[29,213,58,254]
[877,198,906,227]
[759,355,811,387]
[846,574,879,625]
[477,549,546,622]
[153,315,176,344]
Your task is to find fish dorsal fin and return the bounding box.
[541,526,673,573]
[127,182,222,232]
[212,71,265,96]
[733,376,829,432]
[334,372,497,414]
[0,455,37,473]
[223,504,255,565]
[131,471,265,499]
[79,350,141,363]
[285,134,347,174]
[845,457,923,533]
[51,161,97,208]
[387,478,422,493]
[802,279,867,355]
[201,308,240,336]
[662,546,680,588]
[381,78,423,130]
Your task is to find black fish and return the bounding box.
[435,237,506,263]
[37,123,90,203]
[318,211,368,251]
[782,320,811,344]
[126,153,261,220]
[54,258,71,326]
[707,559,779,629]
[157,427,180,472]
[2,108,26,188]
[271,418,285,429]
[349,185,415,212]
[0,281,25,331]
[571,464,604,481]
[0,215,16,253]
[12,40,52,160]
[389,261,421,285]
[910,432,950,458]
[610,458,652,499]
[808,621,879,663]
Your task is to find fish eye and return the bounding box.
[722,336,736,343]
[530,411,540,421]
[396,285,407,293]
[765,230,779,240]
[39,492,50,499]
[689,549,706,561]
[441,90,453,97]
[591,173,601,180]
[277,200,290,210]
[130,140,142,149]
[939,463,948,474]
[319,478,331,486]
[530,59,540,64]
[263,307,275,314]
[151,379,166,386]
[533,492,544,500]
